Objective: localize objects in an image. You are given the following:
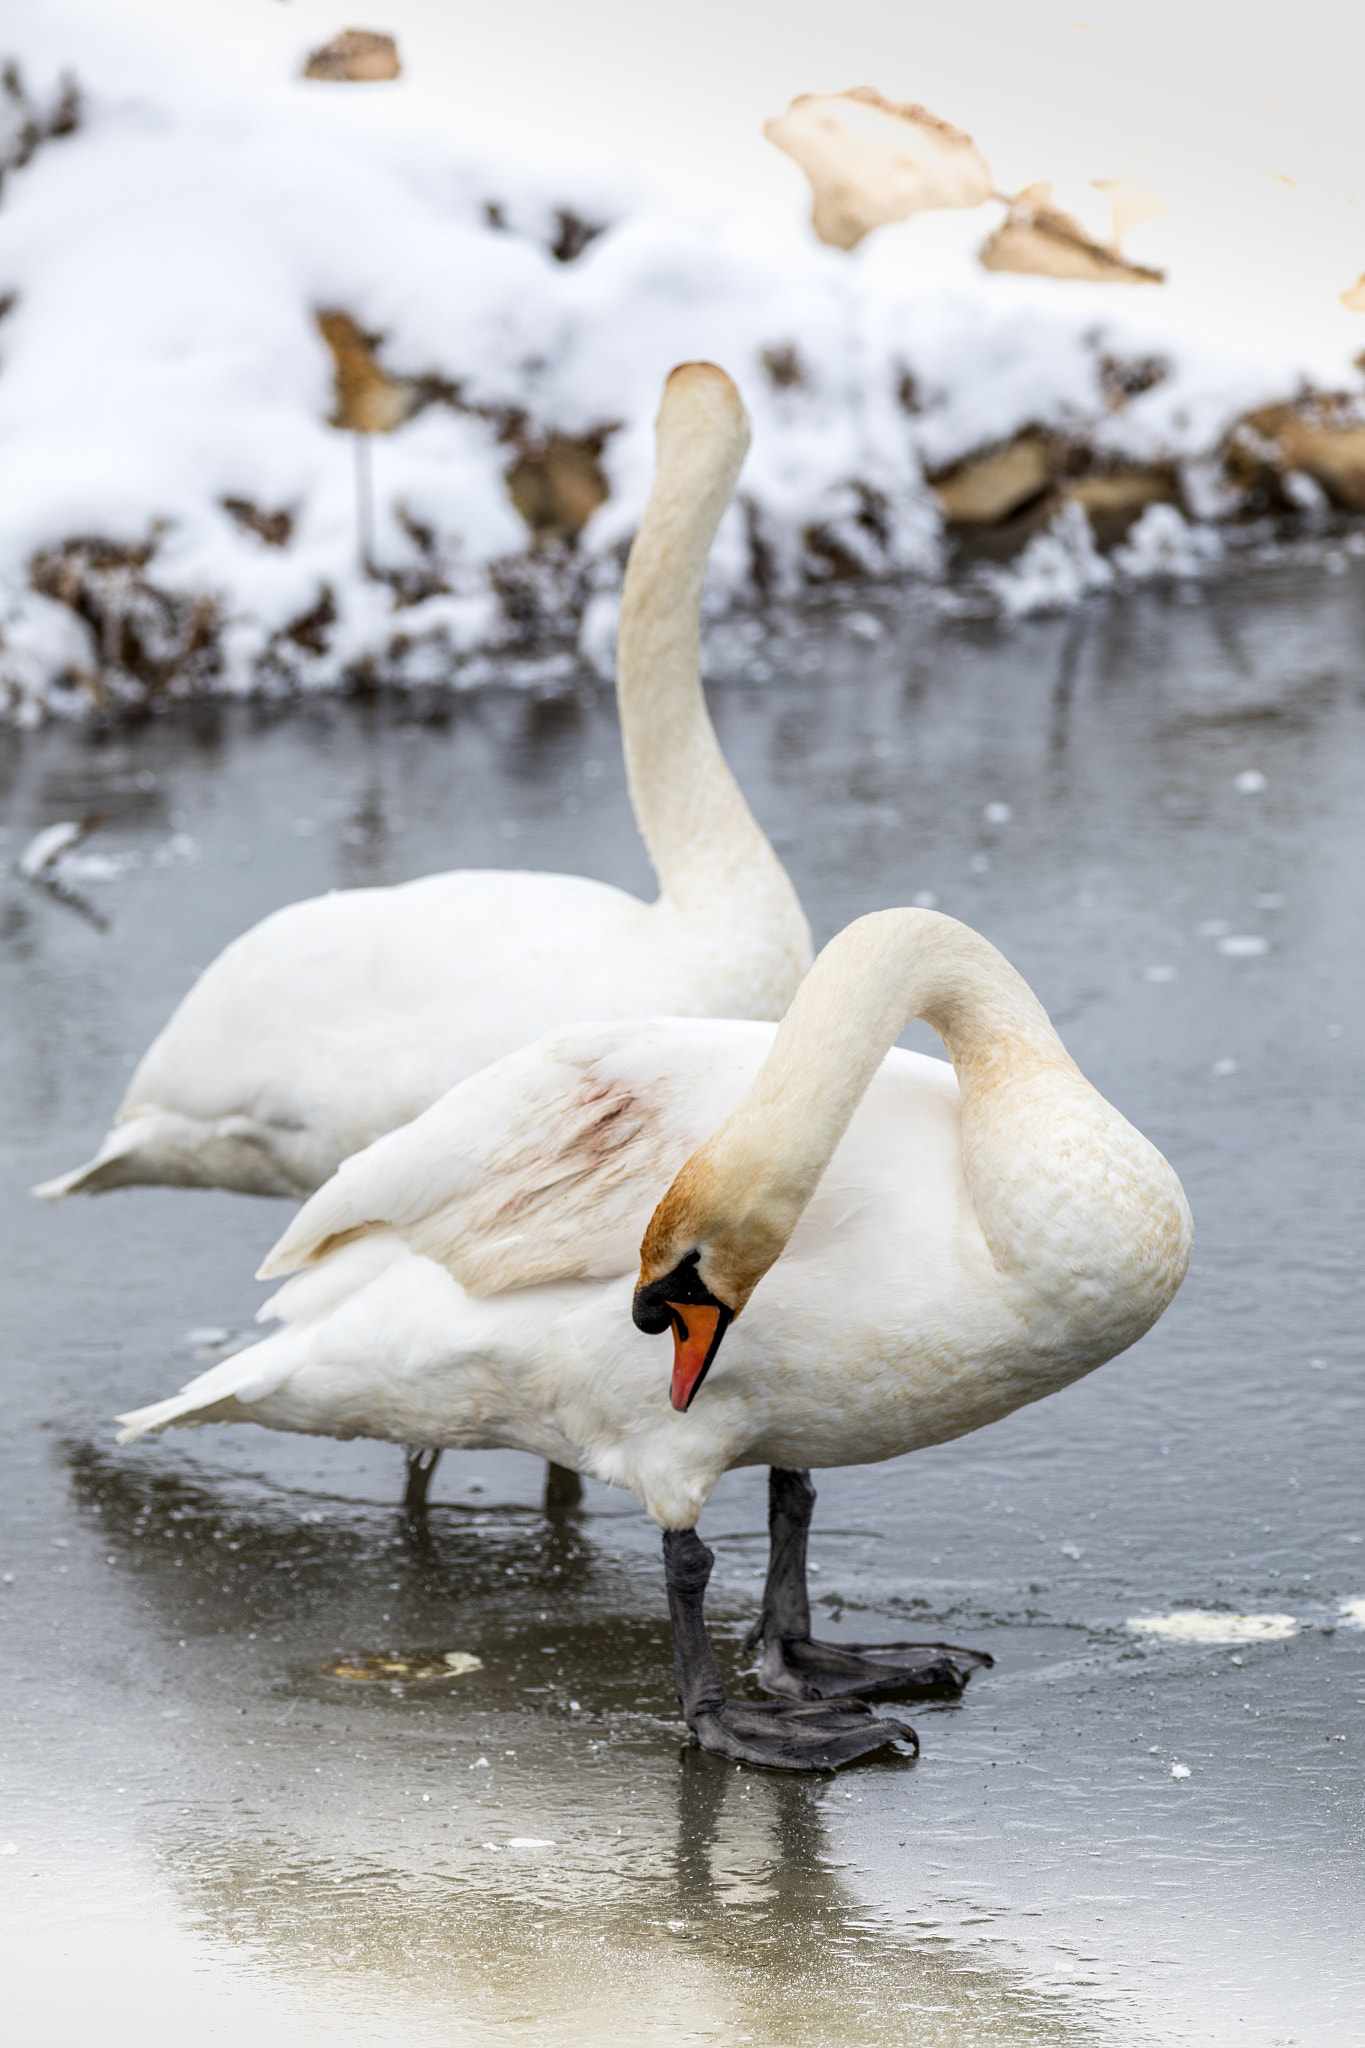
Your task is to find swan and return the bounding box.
[116,907,1193,1771]
[35,361,809,1202]
[37,361,810,1510]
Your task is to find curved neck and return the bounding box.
[616,369,808,954]
[646,906,1190,1365]
[722,908,1070,1233]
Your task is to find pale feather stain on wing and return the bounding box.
[266,1044,699,1301]
[406,1076,687,1296]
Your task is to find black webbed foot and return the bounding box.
[745,1468,994,1701]
[691,1695,918,1772]
[663,1527,915,1775]
[747,1628,992,1701]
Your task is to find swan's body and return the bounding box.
[47,875,800,1204]
[119,912,1192,1529]
[37,364,810,1203]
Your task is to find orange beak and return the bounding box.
[667,1301,728,1412]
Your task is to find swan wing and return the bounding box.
[258,1018,772,1299]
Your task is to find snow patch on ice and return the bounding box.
[1127,1610,1298,1645]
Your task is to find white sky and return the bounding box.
[117,0,1365,363]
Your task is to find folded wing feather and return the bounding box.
[257,1025,705,1299]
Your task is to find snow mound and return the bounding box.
[0,2,1360,719]
[1113,503,1225,581]
[984,502,1113,618]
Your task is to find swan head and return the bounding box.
[632,1135,804,1412]
[632,1250,733,1414]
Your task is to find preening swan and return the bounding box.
[117,907,1192,1771]
[35,361,810,1204]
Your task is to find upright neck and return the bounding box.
[616,371,808,965]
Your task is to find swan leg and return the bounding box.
[402,1447,441,1514]
[663,1527,917,1772]
[744,1468,993,1701]
[543,1463,584,1513]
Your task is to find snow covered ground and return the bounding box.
[2,1,1364,721]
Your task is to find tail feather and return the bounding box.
[34,1109,310,1200]
[34,1118,164,1199]
[116,1330,298,1441]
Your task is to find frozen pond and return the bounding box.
[3,570,1363,2044]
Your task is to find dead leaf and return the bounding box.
[1232,396,1365,511]
[980,184,1164,284]
[931,436,1054,524]
[1090,170,1169,250]
[506,433,611,542]
[316,311,417,434]
[323,1649,483,1682]
[303,31,401,83]
[765,87,993,250]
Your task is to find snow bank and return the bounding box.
[1,3,1361,720]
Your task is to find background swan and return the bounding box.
[117,907,1192,1771]
[40,359,810,1510]
[36,362,810,1207]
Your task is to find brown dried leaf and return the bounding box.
[980,184,1164,284]
[303,30,401,83]
[323,1649,482,1681]
[931,436,1054,524]
[1090,171,1169,251]
[316,310,417,434]
[1234,396,1365,511]
[506,433,611,543]
[1062,469,1177,546]
[222,498,294,548]
[764,87,993,250]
